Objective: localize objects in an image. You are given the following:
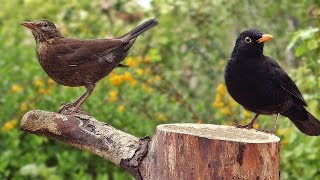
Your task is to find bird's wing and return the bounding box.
[53,38,126,67]
[265,56,307,106]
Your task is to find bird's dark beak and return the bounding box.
[21,22,36,29]
[257,34,273,43]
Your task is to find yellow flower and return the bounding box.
[136,68,144,76]
[215,93,222,101]
[122,72,133,81]
[242,110,251,118]
[2,119,17,131]
[38,88,46,95]
[108,90,118,103]
[221,107,231,115]
[146,87,154,94]
[135,56,143,63]
[253,123,260,129]
[33,77,43,87]
[110,74,122,86]
[10,84,23,93]
[117,105,125,112]
[126,57,137,67]
[156,113,167,122]
[20,102,28,111]
[142,83,147,89]
[142,83,153,94]
[216,84,227,95]
[45,88,52,94]
[212,101,224,108]
[47,78,56,85]
[129,79,137,87]
[154,75,161,83]
[212,94,224,108]
[143,56,151,63]
[228,98,237,107]
[147,78,153,84]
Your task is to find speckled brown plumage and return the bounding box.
[22,19,158,114]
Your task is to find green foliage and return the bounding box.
[0,0,319,179]
[287,27,319,57]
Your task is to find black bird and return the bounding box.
[225,29,320,136]
[22,19,158,114]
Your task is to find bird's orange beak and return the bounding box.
[21,22,36,29]
[257,34,273,43]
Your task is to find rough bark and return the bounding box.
[21,110,280,180]
[20,110,149,179]
[140,124,280,180]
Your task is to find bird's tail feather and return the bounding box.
[122,19,158,40]
[282,106,320,136]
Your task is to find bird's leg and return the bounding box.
[59,84,95,114]
[262,113,280,134]
[236,113,260,129]
[72,84,95,113]
[270,113,280,133]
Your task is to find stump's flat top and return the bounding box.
[158,124,280,143]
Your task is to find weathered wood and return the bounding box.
[140,124,280,180]
[21,110,280,180]
[20,110,149,179]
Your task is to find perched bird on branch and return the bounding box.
[21,19,158,114]
[225,29,320,136]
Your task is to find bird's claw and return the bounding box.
[257,128,276,134]
[234,124,276,134]
[235,123,253,129]
[58,103,89,115]
[58,103,75,114]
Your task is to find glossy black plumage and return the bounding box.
[225,29,320,136]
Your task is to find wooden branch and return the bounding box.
[20,110,149,179]
[21,110,280,179]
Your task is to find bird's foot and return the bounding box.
[257,128,276,134]
[234,123,253,129]
[58,102,75,114]
[58,103,89,115]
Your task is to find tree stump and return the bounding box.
[21,110,280,180]
[140,124,280,180]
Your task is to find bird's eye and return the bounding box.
[43,24,48,28]
[245,37,252,43]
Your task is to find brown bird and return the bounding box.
[21,19,158,114]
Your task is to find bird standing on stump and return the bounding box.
[22,19,158,114]
[225,29,320,136]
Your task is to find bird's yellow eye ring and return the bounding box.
[245,37,252,43]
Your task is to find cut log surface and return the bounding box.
[140,124,280,180]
